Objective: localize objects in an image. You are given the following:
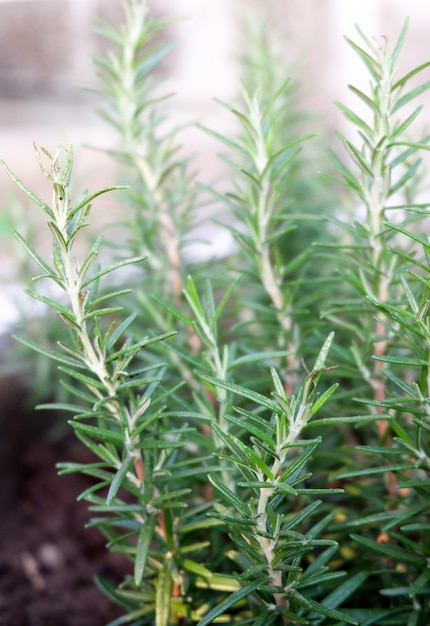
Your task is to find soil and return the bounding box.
[0,377,130,626]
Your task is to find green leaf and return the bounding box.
[401,522,430,532]
[151,488,192,506]
[103,313,137,352]
[385,222,428,246]
[197,123,249,158]
[208,474,250,517]
[313,331,335,371]
[210,512,257,529]
[116,375,162,391]
[12,335,83,368]
[319,570,368,611]
[236,480,298,495]
[13,230,57,278]
[74,432,119,465]
[290,588,359,624]
[392,59,430,92]
[37,402,86,414]
[181,559,213,578]
[69,421,124,446]
[135,515,157,585]
[347,85,378,113]
[223,412,275,449]
[153,296,194,326]
[228,435,275,479]
[389,159,421,196]
[252,611,279,626]
[279,440,321,481]
[137,42,176,78]
[373,355,427,367]
[350,534,422,565]
[335,105,373,137]
[296,488,343,496]
[57,312,82,331]
[213,428,261,478]
[88,288,133,310]
[380,367,417,399]
[58,366,106,390]
[391,18,409,67]
[78,480,111,501]
[390,419,417,447]
[270,366,286,400]
[57,461,109,476]
[23,289,75,319]
[81,256,146,288]
[134,438,185,450]
[89,502,143,514]
[344,36,379,81]
[94,575,131,611]
[283,500,322,532]
[300,544,338,581]
[106,455,134,504]
[194,573,241,591]
[389,140,430,154]
[223,100,258,136]
[400,274,419,314]
[309,414,389,428]
[155,560,172,626]
[307,511,338,540]
[211,277,240,332]
[383,504,429,531]
[196,577,269,626]
[409,567,430,597]
[105,331,175,363]
[229,350,289,369]
[391,106,423,140]
[346,139,374,176]
[310,383,339,416]
[392,80,430,113]
[279,247,312,277]
[47,221,67,249]
[77,250,99,280]
[71,185,128,218]
[338,463,415,479]
[299,571,346,591]
[1,161,53,217]
[201,375,280,413]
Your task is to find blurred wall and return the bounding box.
[1,1,429,114]
[0,2,429,122]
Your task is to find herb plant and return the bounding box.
[4,1,430,624]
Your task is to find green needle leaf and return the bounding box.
[106,455,134,505]
[135,515,157,585]
[196,577,269,626]
[155,560,173,626]
[208,474,250,517]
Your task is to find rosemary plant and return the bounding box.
[3,144,362,625]
[322,19,430,625]
[90,0,196,301]
[5,2,430,625]
[324,19,430,437]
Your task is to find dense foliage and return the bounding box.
[4,2,430,624]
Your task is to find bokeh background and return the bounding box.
[1,0,430,327]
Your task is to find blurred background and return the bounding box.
[1,0,430,324]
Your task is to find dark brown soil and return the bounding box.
[0,381,129,626]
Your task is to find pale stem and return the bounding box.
[250,98,298,391]
[253,396,308,616]
[119,12,184,301]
